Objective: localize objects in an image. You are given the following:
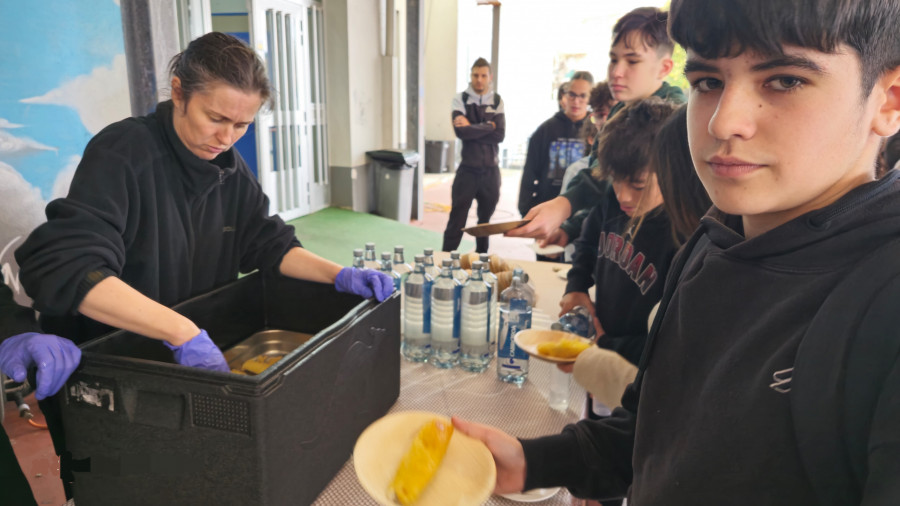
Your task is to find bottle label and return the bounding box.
[510,298,531,329]
[485,284,492,342]
[453,285,461,338]
[422,280,432,334]
[499,305,530,364]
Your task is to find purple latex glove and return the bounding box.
[163,330,230,372]
[335,267,394,301]
[0,332,82,400]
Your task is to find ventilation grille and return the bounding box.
[191,395,250,435]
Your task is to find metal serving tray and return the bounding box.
[224,329,314,371]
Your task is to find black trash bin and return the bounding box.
[366,149,419,224]
[424,140,449,173]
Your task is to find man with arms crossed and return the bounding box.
[442,58,505,254]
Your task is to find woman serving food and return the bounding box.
[13,32,392,373]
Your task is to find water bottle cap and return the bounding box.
[394,245,404,252]
[365,242,375,249]
[414,254,425,263]
[441,259,452,267]
[479,253,489,261]
[353,248,363,255]
[424,248,434,255]
[381,252,391,259]
[450,251,460,258]
[472,261,483,270]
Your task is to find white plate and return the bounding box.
[500,487,561,502]
[353,411,496,506]
[514,328,592,364]
[527,242,565,256]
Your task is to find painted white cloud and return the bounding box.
[51,155,81,201]
[0,161,46,305]
[20,53,130,135]
[0,161,46,232]
[0,129,57,159]
[0,118,23,129]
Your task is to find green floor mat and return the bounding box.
[287,207,473,266]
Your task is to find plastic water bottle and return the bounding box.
[512,267,536,301]
[479,253,500,352]
[460,261,491,372]
[393,246,413,278]
[364,242,379,270]
[402,255,433,362]
[352,248,366,269]
[423,248,442,280]
[450,251,469,284]
[380,252,402,292]
[430,259,460,368]
[497,271,532,386]
[552,305,595,338]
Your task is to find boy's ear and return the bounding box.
[872,66,900,137]
[657,56,674,80]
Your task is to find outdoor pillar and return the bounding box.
[407,0,425,221]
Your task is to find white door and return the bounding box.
[249,0,329,220]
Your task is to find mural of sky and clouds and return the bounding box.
[0,0,130,202]
[0,0,130,301]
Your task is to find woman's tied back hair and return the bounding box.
[168,32,274,108]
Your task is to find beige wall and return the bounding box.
[325,0,394,168]
[324,0,353,167]
[347,0,385,166]
[424,0,458,144]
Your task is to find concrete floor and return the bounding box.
[418,168,537,262]
[1,166,536,505]
[3,390,64,505]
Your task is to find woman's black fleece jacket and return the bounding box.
[16,100,300,342]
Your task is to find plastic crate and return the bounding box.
[59,272,400,505]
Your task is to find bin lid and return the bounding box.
[366,149,419,167]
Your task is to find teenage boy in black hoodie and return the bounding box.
[454,0,900,504]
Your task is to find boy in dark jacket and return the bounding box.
[455,0,900,504]
[562,99,679,367]
[517,71,594,218]
[511,7,685,245]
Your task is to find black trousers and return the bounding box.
[442,165,501,253]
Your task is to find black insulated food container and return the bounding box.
[59,272,401,505]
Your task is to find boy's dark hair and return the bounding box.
[612,7,674,56]
[669,0,900,95]
[653,105,712,244]
[169,32,273,108]
[472,57,492,71]
[593,97,679,182]
[571,70,595,86]
[589,81,615,114]
[580,118,599,146]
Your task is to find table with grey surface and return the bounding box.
[314,307,586,506]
